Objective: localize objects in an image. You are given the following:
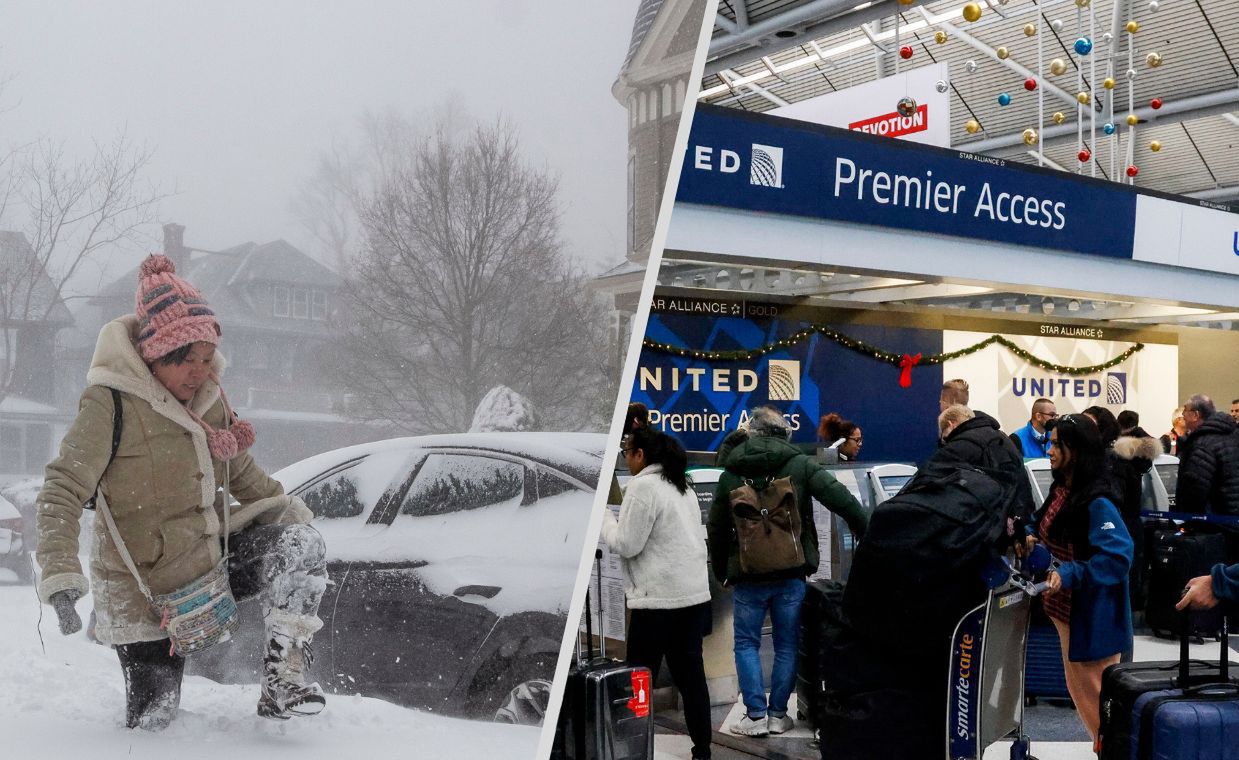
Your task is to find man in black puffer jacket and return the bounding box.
[922,405,1034,519]
[1176,394,1239,515]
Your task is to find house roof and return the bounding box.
[0,231,73,327]
[623,0,666,70]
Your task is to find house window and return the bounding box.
[311,290,327,320]
[292,288,309,319]
[273,286,290,317]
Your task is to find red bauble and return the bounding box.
[1126,165,1139,177]
[1150,97,1163,109]
[900,45,914,59]
[1024,77,1037,91]
[1078,150,1091,163]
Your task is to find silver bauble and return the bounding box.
[1126,67,1138,81]
[1148,0,1159,10]
[965,59,978,73]
[935,80,950,93]
[1101,32,1113,45]
[1051,19,1064,32]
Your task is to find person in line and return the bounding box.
[1084,406,1159,615]
[1160,407,1187,456]
[600,428,713,760]
[1010,397,1057,459]
[1028,414,1133,743]
[817,412,863,463]
[36,255,326,729]
[1231,398,1239,424]
[1116,410,1152,440]
[1175,394,1239,515]
[624,401,650,437]
[939,378,970,413]
[1176,562,1239,612]
[710,407,868,737]
[928,404,1032,518]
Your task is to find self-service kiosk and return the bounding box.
[1025,458,1055,507]
[1142,454,1179,512]
[866,463,917,506]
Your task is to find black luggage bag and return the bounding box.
[1145,525,1226,638]
[552,550,653,760]
[1098,615,1239,760]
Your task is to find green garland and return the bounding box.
[642,326,1144,376]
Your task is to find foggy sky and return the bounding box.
[0,1,638,293]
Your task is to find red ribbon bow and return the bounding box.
[899,352,922,388]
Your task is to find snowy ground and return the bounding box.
[0,586,539,760]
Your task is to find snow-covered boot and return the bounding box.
[117,639,185,730]
[257,612,325,720]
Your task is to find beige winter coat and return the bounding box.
[36,316,312,645]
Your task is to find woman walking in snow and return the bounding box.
[36,254,328,729]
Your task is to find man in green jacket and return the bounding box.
[708,406,868,737]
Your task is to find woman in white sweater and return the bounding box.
[601,428,713,760]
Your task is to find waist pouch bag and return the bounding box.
[96,460,239,656]
[729,476,804,574]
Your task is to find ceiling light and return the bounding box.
[1041,298,1055,315]
[1067,299,1080,312]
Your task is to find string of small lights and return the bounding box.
[642,326,1144,376]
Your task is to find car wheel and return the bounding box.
[464,651,556,724]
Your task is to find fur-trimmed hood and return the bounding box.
[1113,434,1161,462]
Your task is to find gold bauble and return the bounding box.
[1076,0,1091,7]
[1126,20,1140,33]
[1053,111,1067,124]
[1049,58,1068,75]
[1127,113,1140,126]
[1146,51,1163,67]
[996,47,1010,60]
[1103,77,1116,89]
[1077,91,1091,105]
[1022,128,1039,146]
[1024,23,1037,37]
[962,2,982,22]
[965,119,981,134]
[1150,140,1162,152]
[935,30,948,44]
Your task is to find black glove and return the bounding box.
[49,590,82,635]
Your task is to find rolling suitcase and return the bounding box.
[552,550,653,760]
[1098,615,1239,760]
[1145,525,1226,639]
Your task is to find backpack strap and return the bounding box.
[84,388,123,511]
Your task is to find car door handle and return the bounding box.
[453,585,501,599]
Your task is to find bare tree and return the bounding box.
[325,115,611,433]
[0,134,163,404]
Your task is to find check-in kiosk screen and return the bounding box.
[1155,465,1177,507]
[1032,470,1055,499]
[878,476,911,495]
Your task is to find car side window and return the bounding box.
[399,454,524,517]
[535,469,577,499]
[294,449,416,522]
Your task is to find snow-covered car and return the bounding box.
[189,432,604,724]
[0,492,29,584]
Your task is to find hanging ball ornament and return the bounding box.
[1050,58,1068,75]
[1127,165,1139,177]
[965,119,982,134]
[1151,97,1163,109]
[900,45,914,59]
[1051,19,1064,32]
[1150,140,1162,152]
[965,59,979,73]
[935,80,950,93]
[1022,128,1039,146]
[1126,20,1140,33]
[998,92,1012,106]
[1078,149,1092,163]
[1104,77,1116,89]
[1102,32,1113,45]
[1076,0,1091,7]
[996,47,1010,60]
[935,30,948,44]
[1074,37,1093,55]
[1053,111,1067,124]
[1024,23,1037,37]
[1127,68,1138,81]
[1148,0,1160,11]
[896,96,918,117]
[1077,91,1091,105]
[1104,122,1116,135]
[1127,113,1140,126]
[1024,77,1037,91]
[1146,51,1163,67]
[962,2,983,22]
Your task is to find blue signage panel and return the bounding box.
[631,309,943,461]
[678,105,1139,260]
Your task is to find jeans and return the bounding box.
[626,602,714,759]
[732,578,805,719]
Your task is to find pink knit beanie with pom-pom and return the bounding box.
[135,254,221,362]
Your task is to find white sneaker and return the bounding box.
[730,713,770,737]
[768,713,794,734]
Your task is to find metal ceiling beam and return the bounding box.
[838,283,993,302]
[963,86,1239,153]
[720,68,789,107]
[1187,185,1239,202]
